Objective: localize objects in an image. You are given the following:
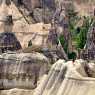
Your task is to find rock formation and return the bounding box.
[34,59,95,95]
[11,0,95,23]
[0,59,95,95]
[0,0,67,61]
[0,52,49,89]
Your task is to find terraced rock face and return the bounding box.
[34,59,95,95]
[0,52,49,89]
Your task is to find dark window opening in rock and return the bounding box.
[5,15,13,25]
[17,0,23,5]
[29,12,34,17]
[28,40,32,47]
[0,32,22,53]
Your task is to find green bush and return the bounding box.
[76,17,93,49]
[59,35,68,54]
[68,52,77,60]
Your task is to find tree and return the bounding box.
[68,52,77,61]
[76,17,93,49]
[65,0,78,53]
[58,0,78,59]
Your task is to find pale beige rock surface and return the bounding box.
[34,59,95,95]
[0,88,34,95]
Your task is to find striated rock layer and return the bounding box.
[0,52,49,89]
[34,59,95,95]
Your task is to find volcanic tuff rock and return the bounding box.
[0,52,49,89]
[13,0,55,23]
[0,1,67,60]
[22,0,95,22]
[34,59,95,95]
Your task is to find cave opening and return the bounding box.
[17,0,23,5]
[0,32,22,53]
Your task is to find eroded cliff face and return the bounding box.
[34,59,95,95]
[21,0,95,22]
[0,52,49,89]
